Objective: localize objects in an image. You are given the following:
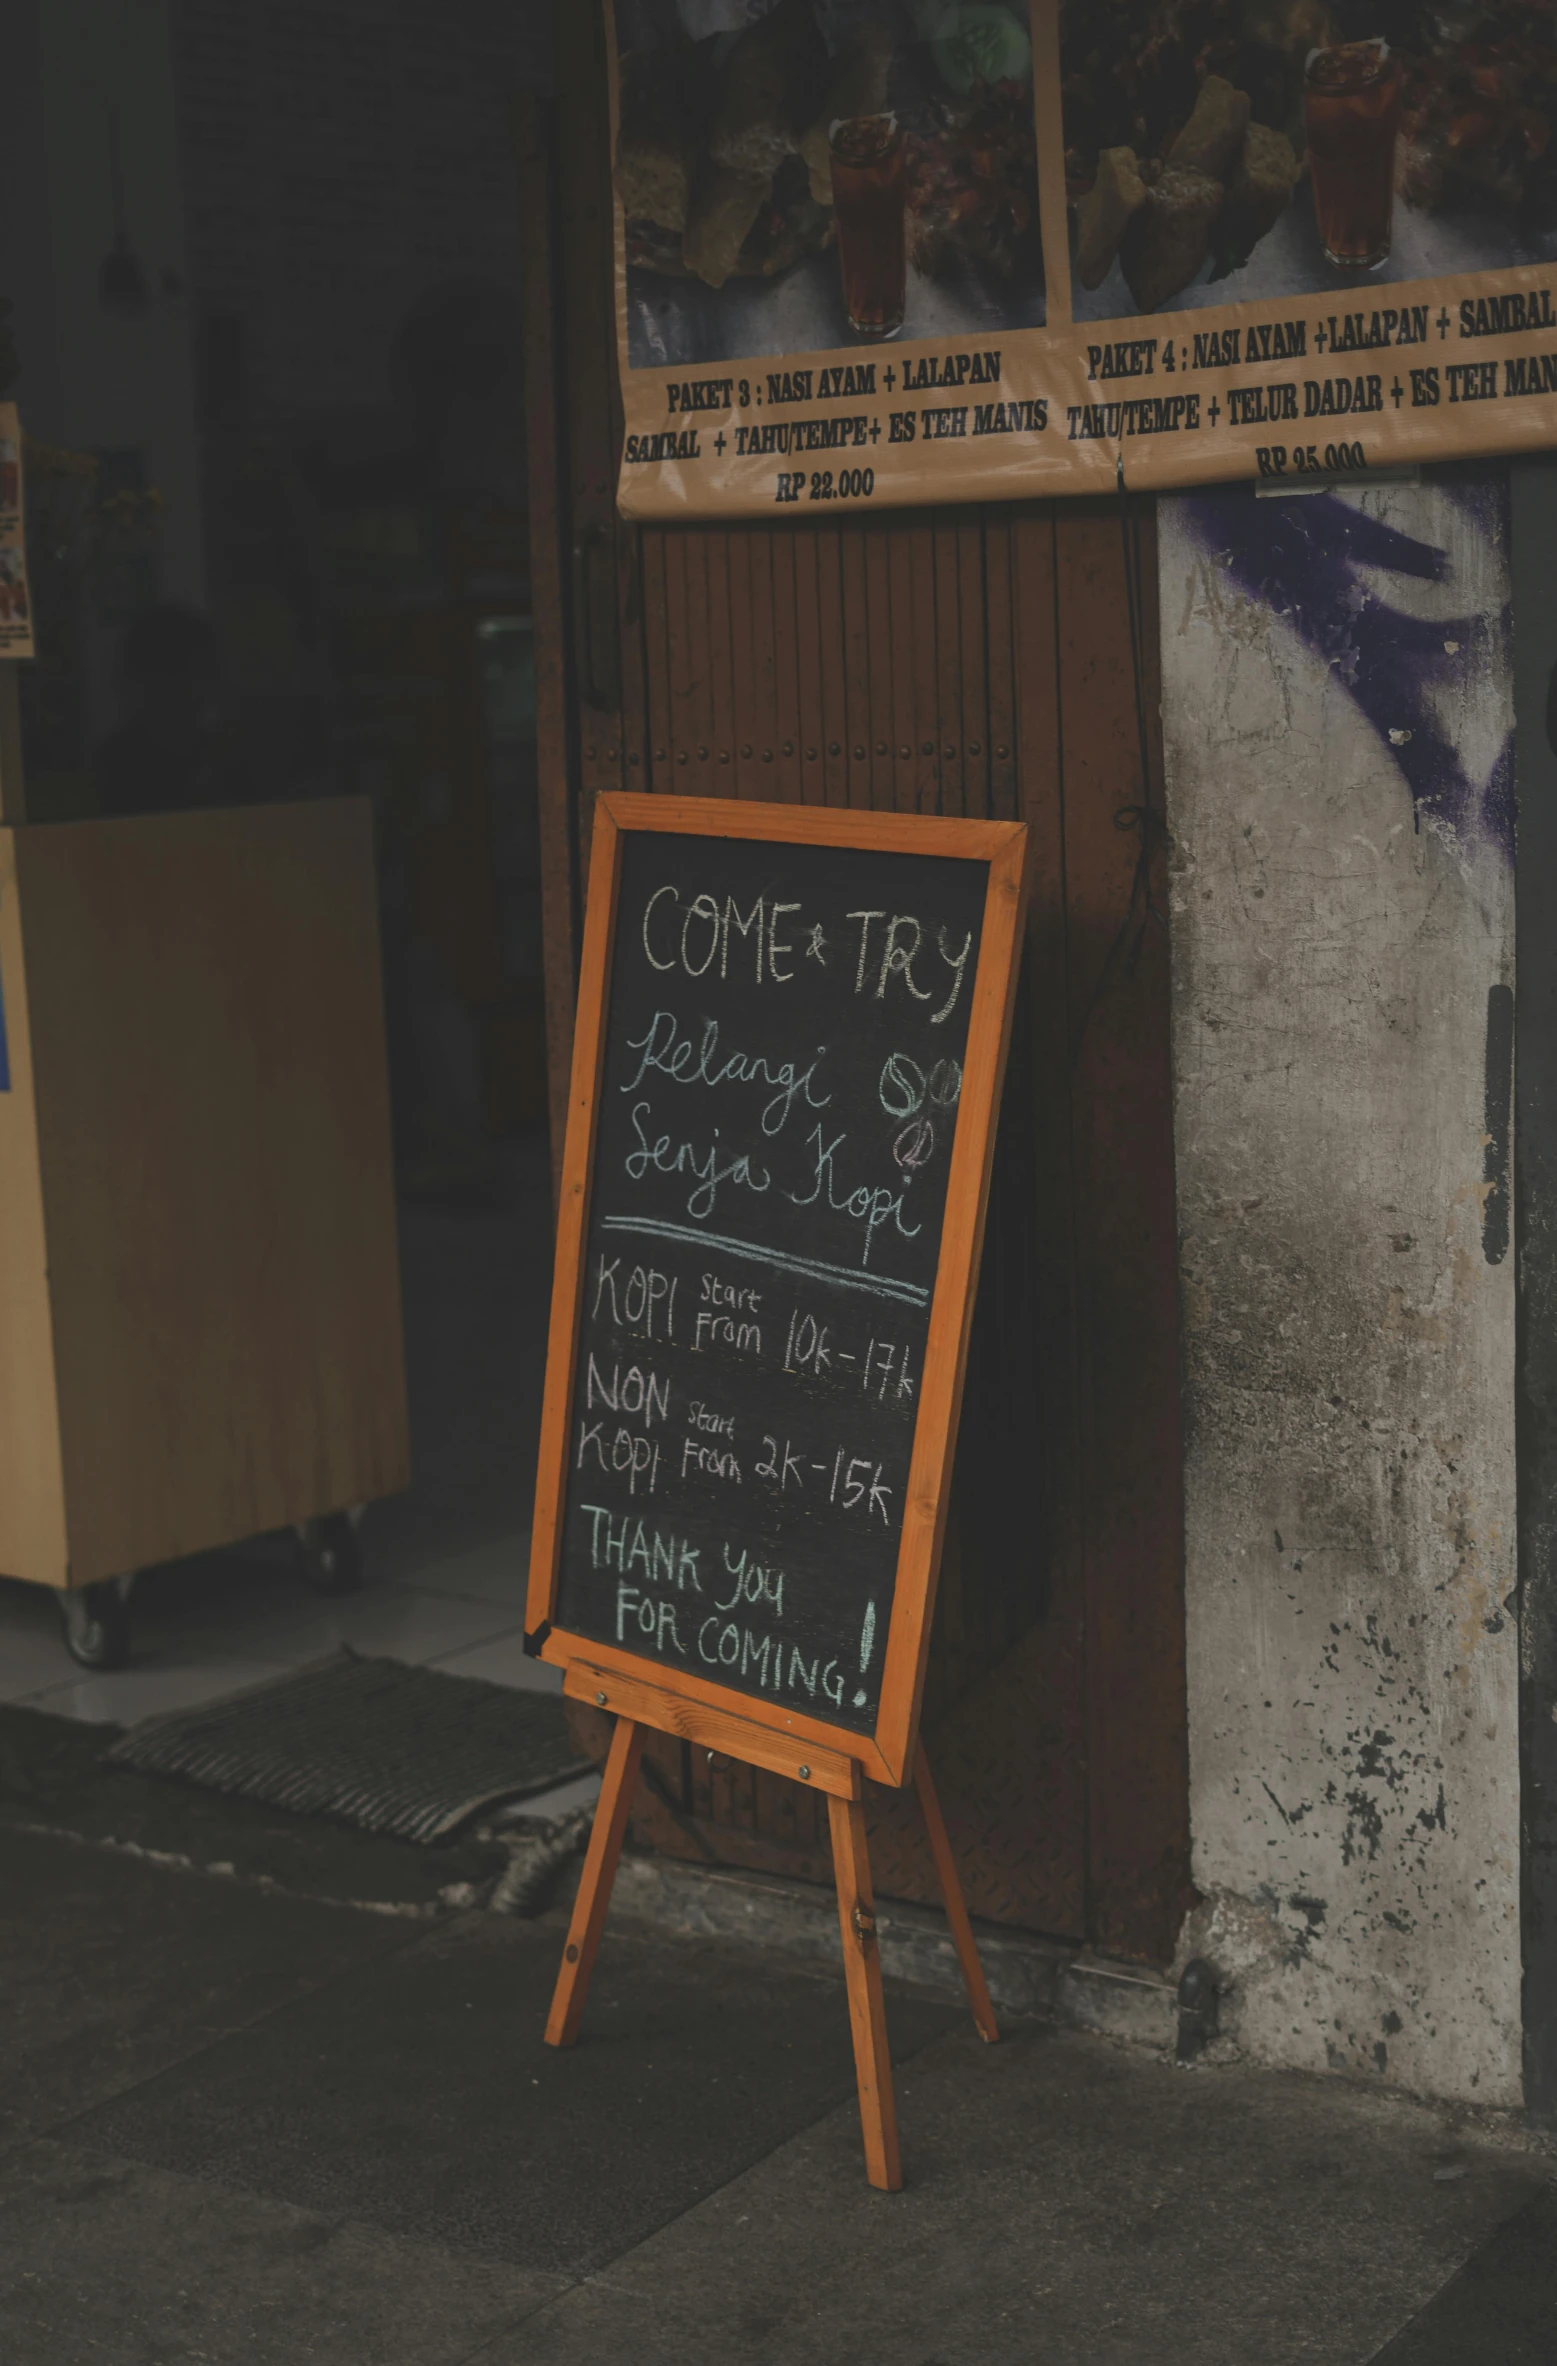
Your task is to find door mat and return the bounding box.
[104,1651,594,1845]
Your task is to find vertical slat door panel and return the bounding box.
[933,522,967,818]
[862,523,898,809]
[864,502,1088,1939]
[1054,502,1190,1962]
[840,528,873,810]
[746,528,783,798]
[663,531,703,777]
[908,520,940,816]
[791,526,828,806]
[769,530,803,804]
[640,528,674,785]
[958,517,989,820]
[983,513,1019,826]
[531,24,1189,1958]
[703,531,736,795]
[585,492,1182,1955]
[814,526,850,808]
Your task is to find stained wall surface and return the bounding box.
[1159,481,1521,2106]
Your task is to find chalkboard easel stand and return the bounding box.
[544,1667,999,2193]
[529,796,1031,2190]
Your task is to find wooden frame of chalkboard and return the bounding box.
[527,793,1030,1792]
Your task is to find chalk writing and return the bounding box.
[554,829,989,1731]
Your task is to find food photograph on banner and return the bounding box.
[617,0,1046,362]
[609,0,1557,515]
[1063,4,1557,322]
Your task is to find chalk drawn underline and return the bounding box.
[597,1216,930,1308]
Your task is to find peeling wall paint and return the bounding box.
[1159,479,1521,2109]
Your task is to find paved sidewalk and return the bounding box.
[2,1818,1552,2366]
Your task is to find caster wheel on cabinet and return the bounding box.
[294,1512,363,1597]
[59,1578,134,1671]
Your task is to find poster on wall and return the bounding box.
[0,403,35,658]
[610,0,1557,517]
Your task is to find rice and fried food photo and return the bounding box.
[614,0,1045,364]
[1062,1,1557,320]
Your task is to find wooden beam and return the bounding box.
[827,1791,902,2191]
[514,85,578,1213]
[914,1749,999,2043]
[545,1714,645,2048]
[563,1659,862,1800]
[0,665,25,823]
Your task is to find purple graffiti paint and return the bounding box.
[1182,482,1514,860]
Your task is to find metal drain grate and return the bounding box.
[104,1651,593,1844]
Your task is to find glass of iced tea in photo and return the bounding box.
[1305,39,1403,270]
[830,113,905,340]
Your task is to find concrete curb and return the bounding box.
[610,1853,1177,2051]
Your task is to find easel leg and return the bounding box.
[914,1748,999,2044]
[827,1791,902,2193]
[544,1715,645,2049]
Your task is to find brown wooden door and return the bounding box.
[518,7,1190,1965]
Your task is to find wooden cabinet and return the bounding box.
[0,799,408,1589]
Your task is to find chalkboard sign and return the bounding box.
[528,795,1028,1787]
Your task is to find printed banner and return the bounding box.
[610,1,1557,517]
[0,403,34,657]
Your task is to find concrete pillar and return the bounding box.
[1159,479,1520,2108]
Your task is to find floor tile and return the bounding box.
[480,2027,1543,2366]
[430,1628,562,1694]
[23,1654,298,1728]
[497,1771,601,1823]
[393,1534,529,1609]
[0,1582,75,1700]
[65,1908,957,2277]
[1368,2187,1557,2364]
[286,1583,525,1663]
[0,2139,560,2366]
[0,1827,420,2143]
[136,1581,523,1671]
[123,1557,332,1664]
